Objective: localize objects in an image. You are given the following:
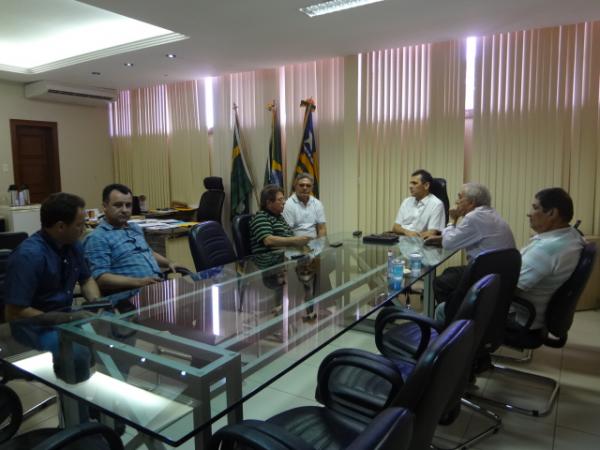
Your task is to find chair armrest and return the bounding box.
[511,296,536,330]
[374,308,443,359]
[0,384,22,444]
[31,422,123,450]
[209,420,312,450]
[316,348,404,415]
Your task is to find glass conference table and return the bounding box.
[0,234,454,448]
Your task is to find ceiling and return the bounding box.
[2,0,600,90]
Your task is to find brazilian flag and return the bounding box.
[230,115,253,219]
[294,102,319,197]
[264,104,284,188]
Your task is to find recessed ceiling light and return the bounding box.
[299,0,385,17]
[166,53,176,59]
[0,0,188,74]
[124,62,134,67]
[91,71,101,75]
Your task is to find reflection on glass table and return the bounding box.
[0,233,454,448]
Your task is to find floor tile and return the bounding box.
[553,426,600,450]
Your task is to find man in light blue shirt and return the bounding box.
[84,184,184,294]
[512,188,584,329]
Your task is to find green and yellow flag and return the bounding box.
[230,112,254,219]
[264,100,284,189]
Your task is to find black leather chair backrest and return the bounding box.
[188,222,237,272]
[232,214,253,258]
[545,242,596,344]
[0,232,27,251]
[197,177,225,223]
[445,248,521,353]
[429,178,450,224]
[395,320,474,450]
[347,407,413,450]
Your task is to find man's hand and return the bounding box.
[423,235,443,246]
[419,230,440,239]
[293,236,311,247]
[404,230,419,238]
[448,208,461,223]
[137,276,162,287]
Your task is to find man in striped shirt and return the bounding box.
[250,185,311,254]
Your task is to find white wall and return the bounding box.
[0,80,113,209]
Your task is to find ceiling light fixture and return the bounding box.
[124,62,134,67]
[299,0,385,17]
[91,71,101,75]
[166,53,176,59]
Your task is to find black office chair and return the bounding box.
[213,320,473,450]
[196,177,226,224]
[232,214,253,258]
[0,384,123,450]
[188,222,237,272]
[375,275,502,448]
[210,407,414,450]
[316,320,474,450]
[378,248,521,361]
[429,177,450,224]
[0,233,27,251]
[467,242,597,417]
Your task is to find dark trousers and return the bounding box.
[434,266,467,320]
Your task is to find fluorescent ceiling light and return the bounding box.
[300,0,385,17]
[0,0,187,74]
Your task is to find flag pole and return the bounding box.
[233,103,259,206]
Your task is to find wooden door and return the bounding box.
[10,119,61,204]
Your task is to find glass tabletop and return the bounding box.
[0,233,454,446]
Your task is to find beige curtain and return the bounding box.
[110,86,170,209]
[283,58,346,232]
[357,41,466,234]
[110,81,212,209]
[167,80,211,206]
[470,22,600,245]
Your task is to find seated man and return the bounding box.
[283,173,327,238]
[4,192,101,381]
[250,184,310,254]
[512,188,585,329]
[431,183,516,305]
[392,169,445,237]
[84,183,184,294]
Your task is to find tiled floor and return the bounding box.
[8,309,600,449]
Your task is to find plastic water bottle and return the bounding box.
[389,257,405,291]
[387,249,393,279]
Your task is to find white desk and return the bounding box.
[0,204,41,236]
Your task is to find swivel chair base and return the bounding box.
[465,362,559,417]
[433,398,501,450]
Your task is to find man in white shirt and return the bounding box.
[392,169,446,237]
[432,182,516,307]
[512,188,584,329]
[282,173,327,239]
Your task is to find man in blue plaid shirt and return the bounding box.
[84,184,185,294]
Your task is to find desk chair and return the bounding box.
[0,384,123,450]
[188,222,237,271]
[232,214,253,258]
[210,407,414,450]
[196,177,225,224]
[375,275,502,448]
[467,242,596,417]
[430,178,450,224]
[0,233,27,251]
[213,321,473,450]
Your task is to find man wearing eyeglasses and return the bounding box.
[84,184,185,294]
